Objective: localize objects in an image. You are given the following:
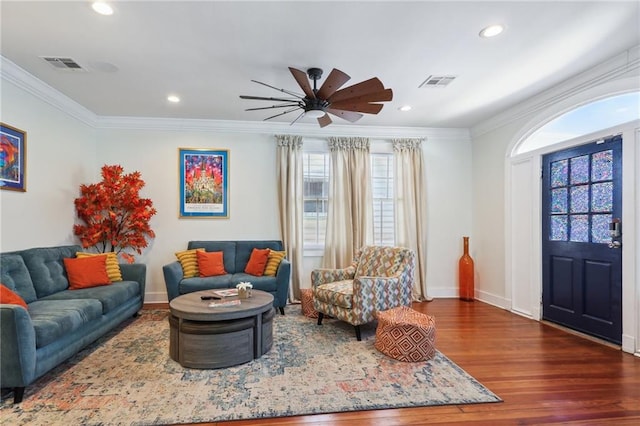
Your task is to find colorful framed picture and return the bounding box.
[179,148,229,218]
[0,123,27,192]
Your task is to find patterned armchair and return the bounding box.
[311,246,416,340]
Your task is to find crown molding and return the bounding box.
[471,45,640,138]
[1,56,97,126]
[93,115,469,141]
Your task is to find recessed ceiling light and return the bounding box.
[167,95,181,103]
[479,24,505,38]
[399,105,412,112]
[92,2,113,16]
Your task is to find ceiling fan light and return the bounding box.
[92,2,114,16]
[479,24,504,38]
[305,109,325,119]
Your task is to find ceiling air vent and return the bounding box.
[419,75,456,88]
[41,57,86,71]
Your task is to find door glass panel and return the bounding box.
[591,150,613,181]
[592,214,612,243]
[570,185,589,213]
[551,188,568,213]
[591,182,613,212]
[551,215,568,241]
[548,143,617,245]
[570,215,589,242]
[551,160,568,187]
[570,155,589,184]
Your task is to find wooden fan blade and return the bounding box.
[316,68,350,100]
[330,88,393,105]
[326,108,364,123]
[328,78,385,103]
[318,114,332,128]
[289,67,315,99]
[327,102,384,114]
[240,95,299,102]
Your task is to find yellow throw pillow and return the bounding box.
[76,252,123,282]
[263,250,286,277]
[175,248,205,278]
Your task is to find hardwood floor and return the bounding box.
[148,299,640,425]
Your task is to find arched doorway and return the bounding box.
[506,89,639,353]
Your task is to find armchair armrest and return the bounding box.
[163,261,184,301]
[119,263,147,303]
[0,306,36,388]
[311,266,356,287]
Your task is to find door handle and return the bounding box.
[608,240,621,249]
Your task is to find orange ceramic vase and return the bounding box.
[458,236,475,301]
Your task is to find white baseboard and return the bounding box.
[144,292,168,304]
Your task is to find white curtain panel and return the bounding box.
[275,134,305,301]
[393,138,431,301]
[322,137,372,268]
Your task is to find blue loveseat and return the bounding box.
[0,245,146,404]
[163,240,290,314]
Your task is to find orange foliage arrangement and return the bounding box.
[73,165,157,263]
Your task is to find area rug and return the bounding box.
[0,306,501,425]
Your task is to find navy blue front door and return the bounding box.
[541,135,622,344]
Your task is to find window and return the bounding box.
[371,154,395,245]
[303,153,329,248]
[517,92,640,155]
[302,151,396,251]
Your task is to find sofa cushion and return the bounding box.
[28,299,103,348]
[63,256,111,289]
[315,281,354,309]
[264,250,286,276]
[40,281,140,314]
[244,248,270,276]
[180,275,233,294]
[188,241,237,274]
[20,245,80,298]
[75,252,123,282]
[235,241,283,273]
[175,248,205,278]
[0,283,28,309]
[0,253,37,303]
[197,250,227,277]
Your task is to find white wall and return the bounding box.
[0,79,96,252]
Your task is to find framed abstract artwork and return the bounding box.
[179,148,229,218]
[0,123,26,192]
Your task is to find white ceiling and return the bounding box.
[1,1,639,129]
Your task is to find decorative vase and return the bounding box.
[238,288,250,299]
[458,236,475,301]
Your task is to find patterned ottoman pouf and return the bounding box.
[300,288,318,318]
[374,306,436,362]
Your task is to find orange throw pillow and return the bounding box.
[244,248,270,276]
[197,251,227,277]
[0,283,28,309]
[63,256,111,290]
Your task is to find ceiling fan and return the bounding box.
[239,67,393,128]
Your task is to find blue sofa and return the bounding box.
[0,245,146,404]
[163,240,290,314]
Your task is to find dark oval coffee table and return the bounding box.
[169,289,275,368]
